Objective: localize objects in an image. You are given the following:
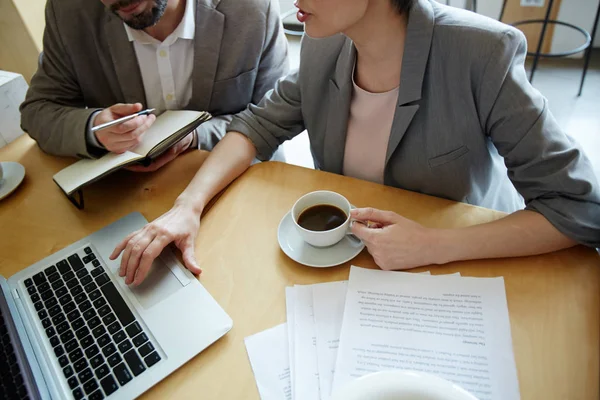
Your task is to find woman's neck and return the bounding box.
[345,3,408,93]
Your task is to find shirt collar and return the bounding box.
[124,0,195,44]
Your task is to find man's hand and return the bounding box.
[94,103,155,153]
[125,132,195,172]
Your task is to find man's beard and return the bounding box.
[110,0,168,30]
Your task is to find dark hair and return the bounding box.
[390,0,415,14]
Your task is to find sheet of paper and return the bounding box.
[332,266,519,400]
[245,323,292,400]
[285,287,296,399]
[293,285,320,400]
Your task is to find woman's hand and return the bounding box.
[110,204,203,286]
[350,207,440,271]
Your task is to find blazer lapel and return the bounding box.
[385,0,435,165]
[104,12,147,105]
[188,1,225,111]
[323,38,355,174]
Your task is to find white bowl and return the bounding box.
[331,370,479,400]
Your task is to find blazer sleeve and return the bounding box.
[478,28,600,247]
[19,0,100,159]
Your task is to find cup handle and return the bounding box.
[347,205,363,246]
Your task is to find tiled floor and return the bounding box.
[281,34,600,180]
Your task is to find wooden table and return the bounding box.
[1,136,599,400]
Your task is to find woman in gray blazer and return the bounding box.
[111,0,600,285]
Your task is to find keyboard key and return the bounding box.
[49,335,60,348]
[65,339,78,354]
[138,342,155,358]
[102,343,117,357]
[92,325,106,338]
[56,321,70,335]
[83,253,97,263]
[84,247,93,255]
[74,293,87,305]
[63,302,76,314]
[67,376,78,389]
[47,272,60,283]
[78,368,93,384]
[69,348,84,363]
[27,286,36,295]
[59,294,72,306]
[52,313,66,325]
[58,355,69,368]
[113,362,132,386]
[89,389,104,400]
[33,272,46,285]
[45,327,55,338]
[51,279,64,291]
[97,334,111,348]
[68,254,85,272]
[133,333,148,347]
[76,268,89,279]
[60,330,74,343]
[90,354,104,369]
[71,318,85,331]
[72,387,84,400]
[124,349,146,376]
[63,271,75,282]
[107,353,122,368]
[102,283,135,327]
[81,334,94,349]
[92,259,102,268]
[37,309,47,319]
[54,345,65,357]
[100,374,118,396]
[113,330,127,344]
[66,278,79,289]
[95,364,110,379]
[45,265,58,276]
[24,278,33,287]
[89,290,101,301]
[48,305,61,317]
[76,326,90,340]
[32,292,41,303]
[55,286,68,299]
[125,322,142,338]
[98,305,111,318]
[57,260,70,274]
[84,282,98,293]
[63,365,74,378]
[79,300,92,312]
[144,351,161,368]
[74,358,88,373]
[118,340,132,354]
[42,318,51,329]
[44,296,57,307]
[85,344,100,358]
[88,316,101,330]
[81,275,93,286]
[95,274,110,287]
[83,308,97,321]
[108,321,121,335]
[102,313,116,326]
[39,282,51,293]
[71,285,84,296]
[93,297,107,309]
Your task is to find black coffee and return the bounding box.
[297,204,348,232]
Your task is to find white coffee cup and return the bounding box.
[292,191,358,248]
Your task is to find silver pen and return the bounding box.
[91,108,156,133]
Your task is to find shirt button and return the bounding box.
[166,94,174,101]
[159,50,167,58]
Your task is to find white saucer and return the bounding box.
[0,162,25,201]
[331,370,479,400]
[277,211,365,268]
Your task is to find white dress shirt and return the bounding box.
[88,0,196,148]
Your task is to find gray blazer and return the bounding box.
[229,0,600,247]
[20,0,289,158]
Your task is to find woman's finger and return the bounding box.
[133,236,170,286]
[124,235,154,285]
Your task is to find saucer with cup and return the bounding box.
[277,190,365,268]
[0,161,26,201]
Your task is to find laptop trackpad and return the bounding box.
[128,258,183,309]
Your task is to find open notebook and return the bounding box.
[53,110,211,209]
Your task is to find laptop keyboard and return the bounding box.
[24,246,162,400]
[0,307,29,399]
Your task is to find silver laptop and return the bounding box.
[0,212,232,399]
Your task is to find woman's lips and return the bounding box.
[296,9,311,23]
